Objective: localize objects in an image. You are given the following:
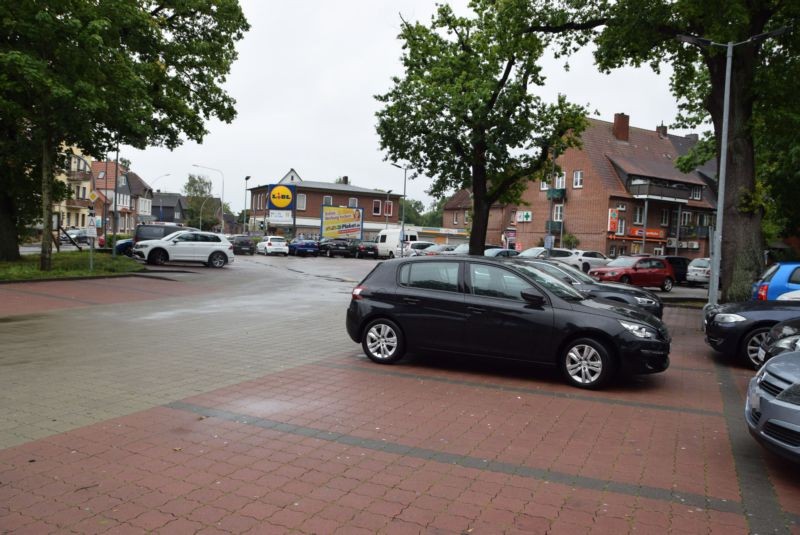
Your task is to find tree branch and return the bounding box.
[526,18,607,34]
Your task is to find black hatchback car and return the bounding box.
[230,235,256,255]
[319,238,351,257]
[346,257,671,389]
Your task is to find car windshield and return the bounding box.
[411,242,433,250]
[518,247,546,258]
[535,260,594,283]
[607,256,637,267]
[271,237,286,243]
[513,264,585,300]
[161,231,186,241]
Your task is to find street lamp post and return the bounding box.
[391,164,409,257]
[242,175,251,234]
[199,196,211,231]
[192,164,225,233]
[677,26,790,306]
[384,189,393,230]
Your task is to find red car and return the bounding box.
[588,256,676,292]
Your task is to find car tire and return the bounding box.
[741,327,770,369]
[362,318,405,364]
[560,337,615,389]
[661,277,673,292]
[326,249,332,257]
[147,249,168,266]
[389,251,395,259]
[354,251,361,259]
[122,245,133,257]
[208,252,227,268]
[620,275,631,284]
[582,262,590,273]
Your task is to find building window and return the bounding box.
[619,245,627,256]
[119,175,126,186]
[691,186,702,200]
[609,245,617,257]
[616,218,626,236]
[555,172,566,189]
[297,193,306,211]
[634,206,643,225]
[384,201,393,217]
[681,211,692,226]
[660,208,669,226]
[373,200,382,215]
[573,170,583,188]
[81,214,85,227]
[699,213,710,226]
[616,202,626,211]
[348,197,358,208]
[323,195,333,206]
[463,210,469,223]
[553,204,564,222]
[453,211,459,225]
[540,180,549,191]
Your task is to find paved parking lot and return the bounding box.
[0,254,798,533]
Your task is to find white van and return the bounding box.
[376,228,419,258]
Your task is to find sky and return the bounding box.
[123,1,695,214]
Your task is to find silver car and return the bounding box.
[746,352,800,463]
[687,257,711,285]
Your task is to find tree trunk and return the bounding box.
[470,157,489,256]
[0,189,21,261]
[39,135,53,271]
[706,44,762,302]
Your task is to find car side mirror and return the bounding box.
[520,287,546,307]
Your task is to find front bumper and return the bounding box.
[703,321,741,355]
[746,376,800,463]
[618,337,670,375]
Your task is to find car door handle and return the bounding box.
[402,297,420,304]
[467,306,485,313]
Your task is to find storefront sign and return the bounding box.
[321,206,363,239]
[267,185,295,210]
[629,227,666,239]
[269,210,292,224]
[607,209,619,232]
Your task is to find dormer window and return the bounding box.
[691,186,702,200]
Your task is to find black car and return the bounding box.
[348,239,378,259]
[346,256,671,389]
[521,258,664,318]
[757,318,800,367]
[134,223,196,245]
[230,235,256,255]
[319,238,351,257]
[704,301,800,368]
[656,256,690,284]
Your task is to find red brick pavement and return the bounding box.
[1,307,798,534]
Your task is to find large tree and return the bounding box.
[182,174,219,231]
[0,0,249,267]
[376,1,588,255]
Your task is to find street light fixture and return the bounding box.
[242,175,251,233]
[192,164,225,233]
[384,189,393,230]
[391,163,410,257]
[676,26,791,306]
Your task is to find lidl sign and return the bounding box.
[268,185,295,210]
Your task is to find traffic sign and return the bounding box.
[516,211,532,223]
[89,191,98,202]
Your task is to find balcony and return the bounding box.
[66,170,92,182]
[545,220,562,233]
[668,225,711,239]
[627,180,690,202]
[546,188,566,201]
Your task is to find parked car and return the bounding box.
[561,250,611,273]
[756,318,800,368]
[484,248,520,258]
[349,239,379,259]
[230,235,256,255]
[396,240,436,257]
[346,256,671,389]
[445,243,503,255]
[588,256,676,292]
[60,228,89,244]
[656,256,690,284]
[746,352,800,463]
[132,230,233,268]
[778,290,800,301]
[419,244,456,256]
[133,222,196,245]
[318,238,351,257]
[115,238,134,257]
[687,257,711,286]
[522,259,663,318]
[257,236,289,256]
[288,239,319,257]
[752,262,800,301]
[703,300,800,368]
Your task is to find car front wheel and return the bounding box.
[560,338,615,389]
[661,277,673,292]
[741,327,770,368]
[147,249,168,266]
[362,318,405,364]
[208,252,227,268]
[620,275,631,284]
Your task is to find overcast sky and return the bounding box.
[123,1,694,213]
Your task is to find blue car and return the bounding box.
[752,262,800,300]
[288,239,319,257]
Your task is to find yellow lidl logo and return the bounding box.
[270,185,293,208]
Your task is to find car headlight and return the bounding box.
[774,335,800,351]
[635,296,656,306]
[714,313,746,323]
[619,320,657,339]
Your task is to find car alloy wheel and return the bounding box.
[326,249,332,257]
[742,327,770,369]
[582,262,590,273]
[362,318,405,364]
[208,252,226,268]
[561,338,614,389]
[620,275,631,284]
[661,277,673,292]
[148,249,168,266]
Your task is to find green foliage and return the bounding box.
[182,174,219,230]
[419,197,448,227]
[562,233,580,249]
[0,251,144,281]
[400,198,426,226]
[375,0,588,252]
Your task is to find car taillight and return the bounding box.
[757,284,769,301]
[352,286,365,300]
[267,242,272,246]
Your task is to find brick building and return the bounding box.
[444,113,717,258]
[248,169,401,239]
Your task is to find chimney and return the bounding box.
[342,176,349,185]
[656,123,668,138]
[612,113,629,142]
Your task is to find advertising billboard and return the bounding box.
[321,206,364,239]
[607,208,619,232]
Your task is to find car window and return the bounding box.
[689,258,710,268]
[399,262,459,292]
[518,247,546,258]
[652,260,665,269]
[790,268,800,284]
[175,233,196,242]
[271,237,286,243]
[550,249,572,258]
[608,257,637,267]
[469,264,528,300]
[759,264,779,282]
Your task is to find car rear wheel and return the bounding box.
[741,327,770,369]
[388,251,395,259]
[362,318,405,364]
[620,275,631,284]
[560,338,615,389]
[582,262,590,273]
[661,277,673,292]
[208,252,227,268]
[147,249,168,266]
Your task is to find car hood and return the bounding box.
[764,352,800,384]
[706,300,800,317]
[589,282,660,301]
[574,296,666,332]
[771,318,800,339]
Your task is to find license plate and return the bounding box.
[749,389,760,411]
